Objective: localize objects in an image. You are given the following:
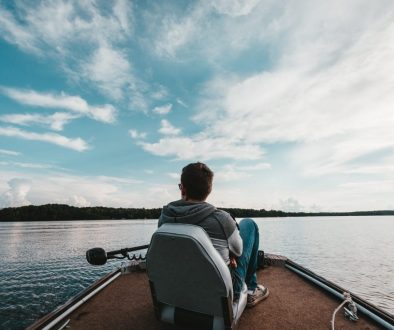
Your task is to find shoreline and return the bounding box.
[1,204,394,222]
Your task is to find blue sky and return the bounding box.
[1,0,394,211]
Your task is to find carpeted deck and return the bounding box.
[64,266,379,329]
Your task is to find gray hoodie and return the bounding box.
[158,199,243,264]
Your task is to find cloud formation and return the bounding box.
[129,129,147,139]
[0,1,134,100]
[279,198,305,212]
[141,0,394,177]
[0,171,174,209]
[0,178,31,208]
[82,43,132,100]
[0,161,55,169]
[0,126,89,152]
[159,119,181,136]
[1,87,117,123]
[139,134,263,160]
[153,104,172,115]
[0,149,20,156]
[0,112,78,131]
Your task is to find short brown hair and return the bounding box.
[181,162,214,200]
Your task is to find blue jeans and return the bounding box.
[232,218,259,297]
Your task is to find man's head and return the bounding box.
[180,162,214,201]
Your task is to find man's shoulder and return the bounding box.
[209,209,238,236]
[212,209,237,226]
[212,208,232,219]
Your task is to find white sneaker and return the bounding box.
[247,284,269,307]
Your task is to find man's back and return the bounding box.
[159,199,242,264]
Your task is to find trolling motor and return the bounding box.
[86,244,149,265]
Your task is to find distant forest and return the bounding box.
[1,204,394,221]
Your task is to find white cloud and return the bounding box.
[139,134,263,160]
[0,178,31,208]
[0,7,39,53]
[149,1,264,58]
[82,42,133,100]
[0,112,78,131]
[0,162,55,170]
[97,176,143,185]
[147,0,277,59]
[152,104,172,115]
[0,149,20,156]
[0,126,89,152]
[158,119,181,135]
[212,0,262,17]
[0,1,133,52]
[1,87,117,123]
[0,171,177,208]
[278,198,305,212]
[176,98,188,108]
[129,129,147,139]
[153,9,201,58]
[113,0,134,35]
[67,195,91,207]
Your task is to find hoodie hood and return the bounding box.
[160,199,216,225]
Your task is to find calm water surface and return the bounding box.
[0,216,393,329]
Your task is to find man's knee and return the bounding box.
[239,218,259,234]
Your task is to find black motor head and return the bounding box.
[86,247,107,265]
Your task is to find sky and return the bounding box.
[1,0,394,212]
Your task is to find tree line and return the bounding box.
[1,204,394,221]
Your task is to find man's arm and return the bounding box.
[217,211,243,257]
[228,228,243,257]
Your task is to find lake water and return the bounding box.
[0,216,393,329]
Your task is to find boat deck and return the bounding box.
[62,266,379,330]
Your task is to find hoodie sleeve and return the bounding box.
[215,211,243,257]
[228,226,243,257]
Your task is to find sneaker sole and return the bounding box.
[246,287,270,308]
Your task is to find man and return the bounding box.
[158,162,269,307]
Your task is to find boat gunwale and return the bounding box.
[27,268,121,330]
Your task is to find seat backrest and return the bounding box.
[146,223,233,316]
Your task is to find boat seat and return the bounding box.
[146,223,247,330]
